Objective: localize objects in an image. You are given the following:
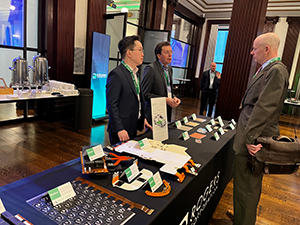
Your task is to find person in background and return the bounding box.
[141,41,181,124]
[231,32,289,225]
[106,35,152,145]
[199,62,221,117]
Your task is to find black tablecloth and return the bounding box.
[0,116,235,225]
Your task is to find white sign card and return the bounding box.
[214,132,220,141]
[219,127,225,135]
[175,120,182,128]
[138,138,151,150]
[0,198,6,214]
[217,116,224,127]
[210,119,216,126]
[206,125,212,132]
[192,113,197,120]
[125,163,139,183]
[86,145,105,161]
[229,123,235,130]
[182,131,190,141]
[48,182,76,206]
[148,172,163,192]
[183,116,188,124]
[231,119,236,125]
[151,97,168,142]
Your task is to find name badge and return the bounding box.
[125,163,139,182]
[48,182,76,206]
[138,138,151,150]
[168,92,172,99]
[217,116,224,127]
[182,131,190,141]
[219,127,225,135]
[206,125,212,132]
[148,172,163,193]
[175,120,182,128]
[183,116,188,124]
[210,119,215,126]
[214,132,220,141]
[229,123,235,130]
[231,119,236,125]
[86,145,105,161]
[192,113,197,120]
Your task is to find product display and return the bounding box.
[80,148,135,175]
[26,177,155,224]
[114,139,201,183]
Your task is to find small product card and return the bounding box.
[86,145,105,161]
[175,120,182,128]
[138,138,151,150]
[125,163,139,183]
[48,182,76,206]
[214,132,220,141]
[192,113,197,120]
[206,125,213,132]
[217,116,224,127]
[182,131,190,141]
[210,119,216,126]
[0,198,6,214]
[229,123,235,130]
[219,127,225,135]
[231,119,236,125]
[148,172,163,192]
[183,116,188,124]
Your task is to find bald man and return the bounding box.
[232,32,289,224]
[199,62,221,117]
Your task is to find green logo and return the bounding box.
[48,188,61,201]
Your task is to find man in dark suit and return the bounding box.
[141,42,181,124]
[106,35,152,145]
[232,32,289,225]
[199,62,221,117]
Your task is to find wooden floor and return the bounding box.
[0,97,300,224]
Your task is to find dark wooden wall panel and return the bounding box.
[151,0,163,29]
[47,0,75,83]
[84,0,106,88]
[281,17,300,76]
[165,2,175,31]
[215,0,268,121]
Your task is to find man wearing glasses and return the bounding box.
[141,41,181,124]
[106,35,152,145]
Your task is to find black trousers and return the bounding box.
[200,90,216,117]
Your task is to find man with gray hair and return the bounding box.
[232,32,289,224]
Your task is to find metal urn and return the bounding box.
[31,53,50,87]
[9,56,31,89]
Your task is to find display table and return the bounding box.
[0,116,235,224]
[0,92,79,131]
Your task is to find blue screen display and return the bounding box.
[91,32,110,119]
[170,38,189,68]
[0,0,24,47]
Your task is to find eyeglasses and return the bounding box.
[161,51,173,55]
[130,49,144,53]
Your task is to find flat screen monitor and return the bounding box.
[170,38,190,68]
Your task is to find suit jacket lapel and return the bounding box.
[155,61,168,95]
[121,64,138,99]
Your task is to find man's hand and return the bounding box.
[246,143,263,156]
[118,130,130,142]
[144,119,153,131]
[166,97,177,107]
[173,97,181,107]
[216,71,221,79]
